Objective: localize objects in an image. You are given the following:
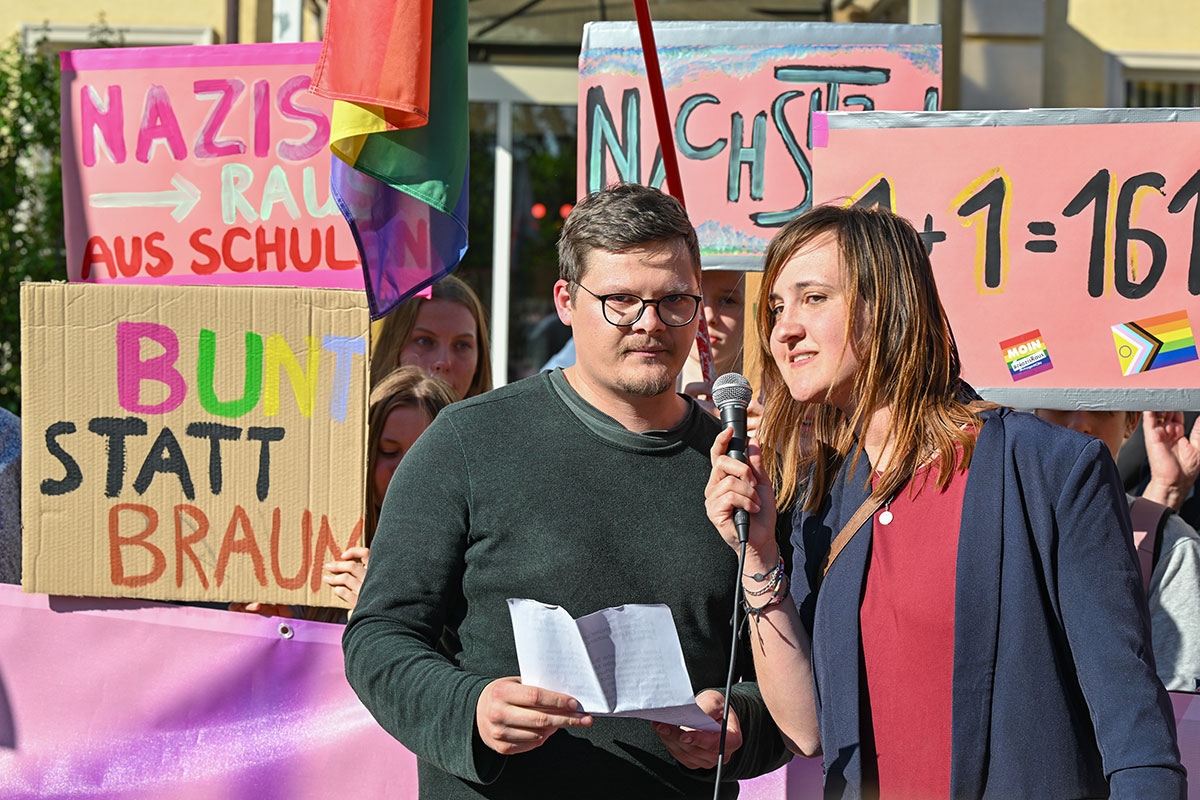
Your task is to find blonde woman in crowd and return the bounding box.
[371,274,492,400]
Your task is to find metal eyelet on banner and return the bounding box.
[278,623,294,639]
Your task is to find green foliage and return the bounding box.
[0,30,64,415]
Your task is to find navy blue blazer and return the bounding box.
[793,407,1185,799]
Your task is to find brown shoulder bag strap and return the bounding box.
[819,493,886,587]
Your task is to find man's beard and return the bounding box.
[616,337,677,397]
[616,370,675,397]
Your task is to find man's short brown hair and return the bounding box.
[557,183,701,294]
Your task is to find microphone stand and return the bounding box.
[712,539,748,799]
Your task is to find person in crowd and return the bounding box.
[679,267,765,435]
[321,366,457,610]
[343,182,790,798]
[1128,411,1200,529]
[371,273,492,400]
[542,268,753,405]
[0,407,21,586]
[704,203,1185,798]
[680,267,747,393]
[546,268,754,413]
[1035,408,1200,692]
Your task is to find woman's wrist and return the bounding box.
[743,572,790,619]
[741,545,781,580]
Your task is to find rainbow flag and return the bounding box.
[999,329,1053,381]
[311,0,468,319]
[1112,309,1199,376]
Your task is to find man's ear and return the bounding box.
[553,279,574,327]
[1124,411,1141,443]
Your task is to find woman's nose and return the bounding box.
[772,310,802,340]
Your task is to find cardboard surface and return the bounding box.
[60,43,362,288]
[813,109,1200,409]
[20,282,369,605]
[578,21,941,269]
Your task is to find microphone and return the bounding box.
[712,373,753,544]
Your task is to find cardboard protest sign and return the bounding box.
[813,108,1200,410]
[60,43,362,288]
[579,21,941,268]
[20,283,369,605]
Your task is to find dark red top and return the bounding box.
[859,460,969,799]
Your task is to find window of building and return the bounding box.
[1125,78,1200,108]
[1116,51,1200,108]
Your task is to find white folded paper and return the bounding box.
[506,599,721,732]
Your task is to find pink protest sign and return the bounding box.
[60,43,361,288]
[814,109,1200,409]
[579,22,941,268]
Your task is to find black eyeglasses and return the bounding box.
[572,282,702,327]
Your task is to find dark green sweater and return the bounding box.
[344,370,789,798]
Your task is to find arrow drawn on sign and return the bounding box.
[89,174,202,222]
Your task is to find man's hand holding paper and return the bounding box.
[475,676,594,756]
[506,600,723,733]
[653,689,743,770]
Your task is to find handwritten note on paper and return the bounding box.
[506,599,720,732]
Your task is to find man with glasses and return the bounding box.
[344,182,789,798]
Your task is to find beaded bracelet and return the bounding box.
[744,572,790,620]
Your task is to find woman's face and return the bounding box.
[373,405,433,508]
[398,299,478,399]
[767,232,863,413]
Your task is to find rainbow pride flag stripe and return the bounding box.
[1112,310,1198,376]
[999,329,1053,381]
[311,0,468,319]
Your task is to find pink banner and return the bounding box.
[0,585,413,798]
[60,44,362,289]
[10,582,1190,797]
[1175,691,1200,789]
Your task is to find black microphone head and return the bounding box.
[712,372,752,410]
